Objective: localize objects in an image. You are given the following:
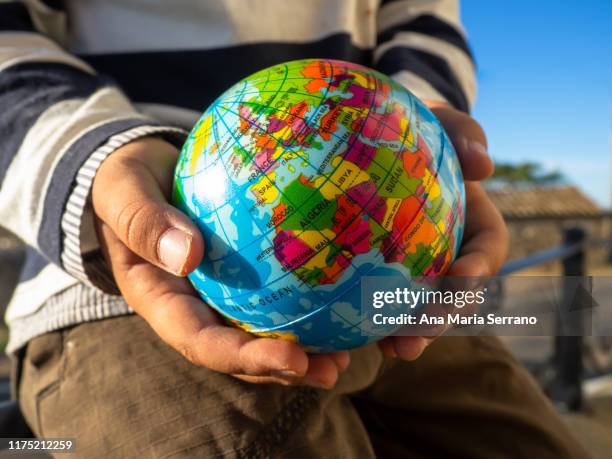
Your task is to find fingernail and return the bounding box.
[467,140,488,157]
[271,369,300,378]
[158,228,192,275]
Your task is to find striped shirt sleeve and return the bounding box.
[374,0,476,112]
[0,1,187,291]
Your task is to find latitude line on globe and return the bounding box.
[209,67,440,286]
[185,63,437,233]
[207,70,443,241]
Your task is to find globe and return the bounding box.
[172,59,465,352]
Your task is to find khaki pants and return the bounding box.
[17,315,591,458]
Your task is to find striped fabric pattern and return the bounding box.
[60,124,186,288]
[7,282,131,352]
[0,0,476,353]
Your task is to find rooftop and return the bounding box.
[486,186,604,220]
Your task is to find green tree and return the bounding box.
[487,162,564,187]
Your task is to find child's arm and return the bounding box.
[0,2,348,388]
[0,1,184,290]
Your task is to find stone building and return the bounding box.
[486,186,609,268]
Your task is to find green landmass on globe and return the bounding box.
[172,59,465,352]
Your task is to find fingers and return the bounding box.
[302,353,346,388]
[377,183,508,362]
[151,293,349,386]
[99,221,348,387]
[148,293,349,387]
[235,350,350,388]
[328,350,351,372]
[377,104,503,364]
[377,336,398,358]
[425,100,494,181]
[99,220,307,375]
[449,182,508,277]
[393,336,429,360]
[378,336,431,360]
[93,138,204,276]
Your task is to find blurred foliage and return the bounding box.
[488,162,564,187]
[0,326,6,353]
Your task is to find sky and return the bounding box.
[461,0,612,207]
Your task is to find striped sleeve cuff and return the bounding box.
[60,123,187,292]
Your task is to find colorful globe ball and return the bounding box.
[172,59,464,352]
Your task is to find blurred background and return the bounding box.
[464,1,612,454]
[464,0,612,268]
[0,0,611,455]
[465,0,611,207]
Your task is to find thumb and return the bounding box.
[425,100,494,181]
[92,138,205,276]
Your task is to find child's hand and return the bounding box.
[92,137,349,389]
[377,101,509,361]
[90,100,507,386]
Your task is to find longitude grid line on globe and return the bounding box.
[209,63,346,310]
[207,84,291,316]
[206,62,331,253]
[204,64,283,247]
[208,62,425,330]
[203,63,322,322]
[212,62,320,246]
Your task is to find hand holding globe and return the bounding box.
[91,60,506,388]
[175,59,467,352]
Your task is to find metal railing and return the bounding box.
[497,227,605,412]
